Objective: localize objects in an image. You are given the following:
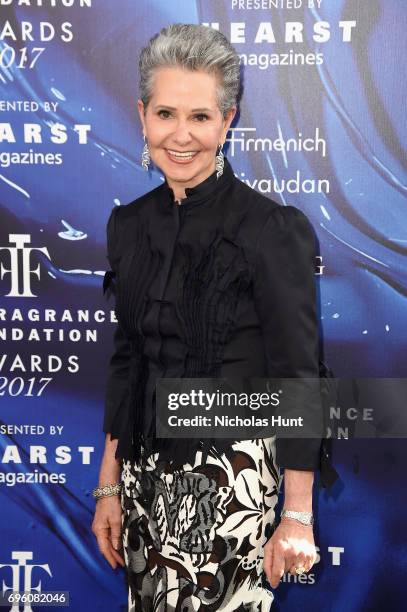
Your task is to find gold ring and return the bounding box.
[295,565,306,575]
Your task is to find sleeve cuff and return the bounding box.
[276,437,339,489]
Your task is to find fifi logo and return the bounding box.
[0,551,52,612]
[0,235,51,297]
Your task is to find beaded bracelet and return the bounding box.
[92,482,122,500]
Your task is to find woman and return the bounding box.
[92,23,337,611]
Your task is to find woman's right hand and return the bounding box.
[92,494,125,569]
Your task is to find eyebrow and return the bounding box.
[154,105,213,112]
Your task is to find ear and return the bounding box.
[137,99,147,136]
[222,105,237,141]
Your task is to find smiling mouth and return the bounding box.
[166,149,199,161]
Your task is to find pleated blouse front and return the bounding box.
[102,156,338,489]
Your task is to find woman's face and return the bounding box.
[137,66,236,192]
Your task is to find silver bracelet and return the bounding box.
[280,509,314,526]
[92,482,122,500]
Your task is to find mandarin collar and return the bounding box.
[161,155,234,208]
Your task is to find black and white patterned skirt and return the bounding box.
[120,436,282,611]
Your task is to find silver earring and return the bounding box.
[141,134,150,171]
[215,143,224,179]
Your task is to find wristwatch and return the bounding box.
[280,509,314,526]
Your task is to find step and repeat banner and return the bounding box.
[1,1,406,610]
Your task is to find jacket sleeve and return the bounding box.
[102,206,132,439]
[253,204,324,474]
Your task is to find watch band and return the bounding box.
[280,509,314,526]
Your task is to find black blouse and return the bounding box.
[102,156,338,489]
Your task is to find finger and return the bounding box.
[109,519,124,565]
[109,530,125,566]
[110,534,123,550]
[292,547,316,574]
[111,545,125,567]
[304,554,316,572]
[269,547,285,588]
[289,556,306,576]
[284,550,298,573]
[107,524,125,567]
[96,531,122,570]
[263,543,273,585]
[99,542,119,569]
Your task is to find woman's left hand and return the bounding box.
[263,517,318,589]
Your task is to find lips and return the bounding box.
[166,149,199,163]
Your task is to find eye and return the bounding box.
[157,110,209,121]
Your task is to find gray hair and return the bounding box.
[138,23,242,118]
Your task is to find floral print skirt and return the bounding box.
[120,436,283,611]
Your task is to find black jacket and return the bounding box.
[102,156,338,489]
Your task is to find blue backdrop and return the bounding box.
[0,1,406,610]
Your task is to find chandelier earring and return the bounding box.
[141,134,151,171]
[215,143,225,179]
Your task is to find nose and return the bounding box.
[171,118,193,146]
